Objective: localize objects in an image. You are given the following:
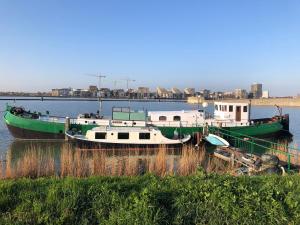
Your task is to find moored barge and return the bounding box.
[3,102,290,140]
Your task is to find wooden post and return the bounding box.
[231,152,235,167]
[65,117,70,141]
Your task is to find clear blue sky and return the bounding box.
[0,0,300,96]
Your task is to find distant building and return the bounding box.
[79,89,92,97]
[184,88,195,98]
[51,88,71,97]
[136,87,150,99]
[201,89,210,99]
[126,88,137,98]
[251,83,263,99]
[51,89,59,97]
[112,89,125,98]
[156,87,172,98]
[223,91,235,99]
[210,91,224,100]
[235,89,248,99]
[171,87,183,99]
[262,90,270,98]
[70,89,82,97]
[89,85,98,97]
[99,88,111,98]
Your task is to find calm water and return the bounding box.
[0,99,300,159]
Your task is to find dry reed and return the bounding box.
[1,142,233,179]
[4,145,55,178]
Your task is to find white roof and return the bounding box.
[214,102,249,106]
[91,126,156,132]
[148,110,200,115]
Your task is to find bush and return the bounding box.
[1,174,300,225]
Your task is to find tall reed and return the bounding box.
[1,143,231,179]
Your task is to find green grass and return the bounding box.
[1,173,300,225]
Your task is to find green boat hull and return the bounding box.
[3,110,97,139]
[157,122,283,139]
[3,109,286,139]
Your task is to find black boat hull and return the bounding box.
[7,124,65,140]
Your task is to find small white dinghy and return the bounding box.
[66,126,191,148]
[204,134,230,147]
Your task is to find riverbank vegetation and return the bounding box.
[1,143,230,179]
[1,174,300,225]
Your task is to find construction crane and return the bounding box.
[122,78,136,90]
[113,80,122,89]
[86,73,106,116]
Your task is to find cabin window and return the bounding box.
[139,133,150,139]
[229,105,233,112]
[173,116,181,121]
[215,105,218,111]
[222,105,227,112]
[159,116,167,121]
[243,106,248,112]
[95,132,106,139]
[219,105,222,111]
[118,132,129,139]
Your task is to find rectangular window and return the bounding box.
[215,105,218,111]
[95,132,106,139]
[159,116,167,121]
[229,105,233,112]
[118,132,129,139]
[139,133,150,139]
[243,106,248,112]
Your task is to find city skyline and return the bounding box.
[1,1,300,95]
[2,82,270,100]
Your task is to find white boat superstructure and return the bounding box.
[75,108,147,127]
[76,116,146,127]
[66,126,191,145]
[148,109,208,127]
[71,102,251,129]
[148,102,251,128]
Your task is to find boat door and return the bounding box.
[236,106,241,122]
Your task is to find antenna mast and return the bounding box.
[86,73,106,116]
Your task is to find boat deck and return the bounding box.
[39,115,66,123]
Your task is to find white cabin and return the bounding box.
[148,110,208,127]
[213,102,250,125]
[67,126,191,145]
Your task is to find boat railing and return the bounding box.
[148,121,193,127]
[209,120,250,127]
[39,115,67,123]
[209,126,300,171]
